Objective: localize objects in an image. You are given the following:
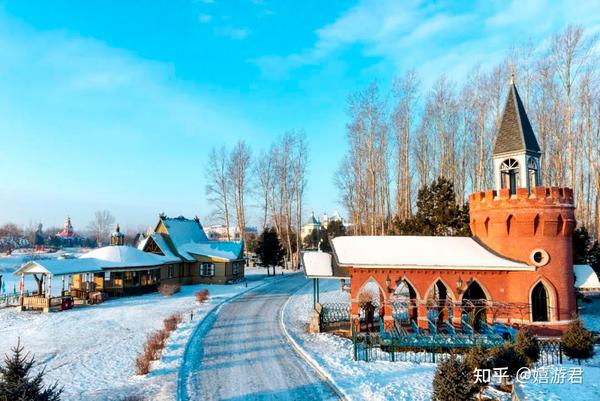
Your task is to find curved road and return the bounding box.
[179,274,339,401]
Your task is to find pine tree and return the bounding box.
[0,340,62,401]
[491,344,528,386]
[562,319,595,365]
[393,177,471,236]
[255,227,285,276]
[432,354,476,401]
[464,345,492,395]
[514,328,540,366]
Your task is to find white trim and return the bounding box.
[340,263,535,271]
[528,278,557,323]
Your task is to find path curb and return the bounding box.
[279,282,350,401]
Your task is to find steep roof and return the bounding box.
[138,233,181,262]
[331,236,532,270]
[574,264,600,290]
[493,83,541,156]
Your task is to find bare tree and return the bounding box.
[255,149,274,230]
[228,140,252,256]
[87,210,115,246]
[205,146,232,241]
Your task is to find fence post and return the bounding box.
[432,349,436,363]
[559,342,563,364]
[391,337,395,362]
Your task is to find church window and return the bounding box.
[500,159,520,194]
[531,282,549,322]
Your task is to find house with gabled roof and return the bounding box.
[138,215,245,284]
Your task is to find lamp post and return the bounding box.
[456,276,464,295]
[385,274,392,293]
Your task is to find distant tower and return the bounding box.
[492,75,541,194]
[110,224,125,246]
[469,77,576,326]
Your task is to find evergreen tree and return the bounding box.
[393,177,471,236]
[432,354,476,401]
[320,220,346,252]
[491,344,528,385]
[464,345,492,395]
[562,319,595,365]
[572,226,600,275]
[514,328,540,366]
[255,227,285,276]
[0,340,62,401]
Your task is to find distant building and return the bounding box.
[55,216,77,247]
[205,225,258,241]
[301,211,345,241]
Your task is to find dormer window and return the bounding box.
[500,158,520,195]
[528,158,540,190]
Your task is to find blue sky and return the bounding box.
[0,0,598,231]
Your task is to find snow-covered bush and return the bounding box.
[195,289,209,303]
[164,313,183,332]
[158,283,181,296]
[134,352,151,375]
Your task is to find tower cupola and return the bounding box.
[110,224,125,246]
[492,76,541,194]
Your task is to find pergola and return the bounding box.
[14,259,102,312]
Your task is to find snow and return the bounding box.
[574,264,600,290]
[81,245,179,266]
[282,278,437,401]
[138,233,180,261]
[331,236,531,269]
[180,241,243,261]
[0,266,287,401]
[16,258,103,276]
[161,217,209,261]
[302,251,333,277]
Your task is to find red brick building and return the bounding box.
[309,79,577,336]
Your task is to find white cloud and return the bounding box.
[198,13,213,23]
[214,25,250,40]
[252,0,600,85]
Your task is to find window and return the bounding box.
[531,282,549,322]
[232,262,240,275]
[528,158,539,190]
[200,263,215,277]
[500,158,520,195]
[167,265,174,279]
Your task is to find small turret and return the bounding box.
[110,224,125,246]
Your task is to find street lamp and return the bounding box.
[456,276,464,295]
[385,274,392,293]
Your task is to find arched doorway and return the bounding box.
[427,280,452,326]
[357,278,384,332]
[392,279,418,324]
[531,282,549,322]
[462,280,488,330]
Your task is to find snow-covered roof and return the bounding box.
[137,234,181,262]
[574,264,600,290]
[180,241,243,261]
[331,236,532,270]
[302,251,334,277]
[162,217,208,246]
[81,245,174,268]
[15,259,103,276]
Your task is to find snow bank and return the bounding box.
[0,266,286,401]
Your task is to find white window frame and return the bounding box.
[200,263,215,277]
[232,262,240,275]
[167,265,174,279]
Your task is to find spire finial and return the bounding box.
[509,63,515,85]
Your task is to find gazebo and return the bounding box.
[14,258,102,312]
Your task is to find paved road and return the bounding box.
[179,274,339,401]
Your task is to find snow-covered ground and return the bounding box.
[283,278,437,401]
[0,266,288,401]
[283,279,600,401]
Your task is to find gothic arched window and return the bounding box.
[500,159,520,195]
[528,158,540,190]
[531,282,549,322]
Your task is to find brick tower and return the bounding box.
[469,78,576,328]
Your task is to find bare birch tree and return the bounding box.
[205,146,231,240]
[228,140,252,256]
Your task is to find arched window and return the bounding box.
[393,279,418,323]
[462,280,488,329]
[531,282,549,322]
[528,158,539,190]
[500,159,520,195]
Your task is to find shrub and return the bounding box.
[432,353,476,401]
[0,339,62,401]
[562,319,595,365]
[515,328,540,366]
[464,345,493,396]
[491,344,528,386]
[158,283,181,296]
[144,330,168,360]
[134,353,151,375]
[195,289,209,303]
[164,313,183,332]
